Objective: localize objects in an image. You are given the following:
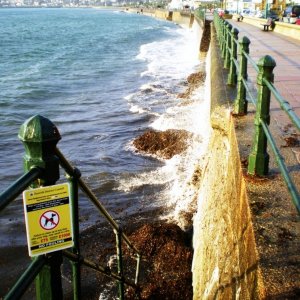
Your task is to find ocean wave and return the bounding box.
[116,159,178,193]
[129,104,148,114]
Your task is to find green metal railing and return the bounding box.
[0,115,141,300]
[213,13,300,214]
[194,8,206,21]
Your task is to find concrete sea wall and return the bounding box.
[151,10,265,297]
[152,9,299,298]
[191,23,264,299]
[153,10,194,28]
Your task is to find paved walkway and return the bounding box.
[224,21,300,298]
[228,20,300,132]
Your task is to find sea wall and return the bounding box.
[139,10,298,298]
[152,11,207,58]
[191,23,265,299]
[150,11,264,296]
[153,9,194,28]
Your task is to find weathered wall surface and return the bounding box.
[153,9,168,20]
[172,12,194,28]
[192,24,265,299]
[153,10,194,28]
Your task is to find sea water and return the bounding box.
[0,8,210,247]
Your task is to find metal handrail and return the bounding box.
[5,256,47,300]
[55,147,141,256]
[227,30,257,107]
[213,12,300,214]
[232,56,239,70]
[63,250,137,287]
[260,119,300,213]
[241,76,257,106]
[0,167,42,211]
[244,52,259,73]
[0,117,141,300]
[263,78,300,130]
[56,146,141,289]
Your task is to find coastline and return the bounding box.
[0,64,207,298]
[0,9,209,299]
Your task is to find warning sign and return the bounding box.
[23,183,74,256]
[40,210,60,230]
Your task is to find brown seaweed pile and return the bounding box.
[133,129,192,159]
[177,71,206,99]
[126,223,193,299]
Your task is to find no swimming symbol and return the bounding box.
[40,210,60,230]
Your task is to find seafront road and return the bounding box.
[228,19,300,132]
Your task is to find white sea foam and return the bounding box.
[117,163,176,193]
[120,23,212,230]
[164,59,212,229]
[120,52,212,229]
[136,27,200,81]
[129,104,147,114]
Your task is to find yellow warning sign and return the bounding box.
[23,183,74,256]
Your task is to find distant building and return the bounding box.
[224,0,300,13]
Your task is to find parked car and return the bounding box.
[283,5,300,18]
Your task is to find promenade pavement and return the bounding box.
[228,19,300,133]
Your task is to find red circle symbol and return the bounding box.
[39,210,60,230]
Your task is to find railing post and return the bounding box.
[222,20,228,59]
[227,27,239,85]
[218,16,222,40]
[19,115,63,300]
[67,168,82,300]
[248,56,276,176]
[234,36,251,115]
[215,14,221,42]
[114,228,125,300]
[224,23,232,69]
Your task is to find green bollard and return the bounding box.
[234,36,250,115]
[224,23,233,69]
[248,56,276,176]
[227,27,239,85]
[19,115,63,300]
